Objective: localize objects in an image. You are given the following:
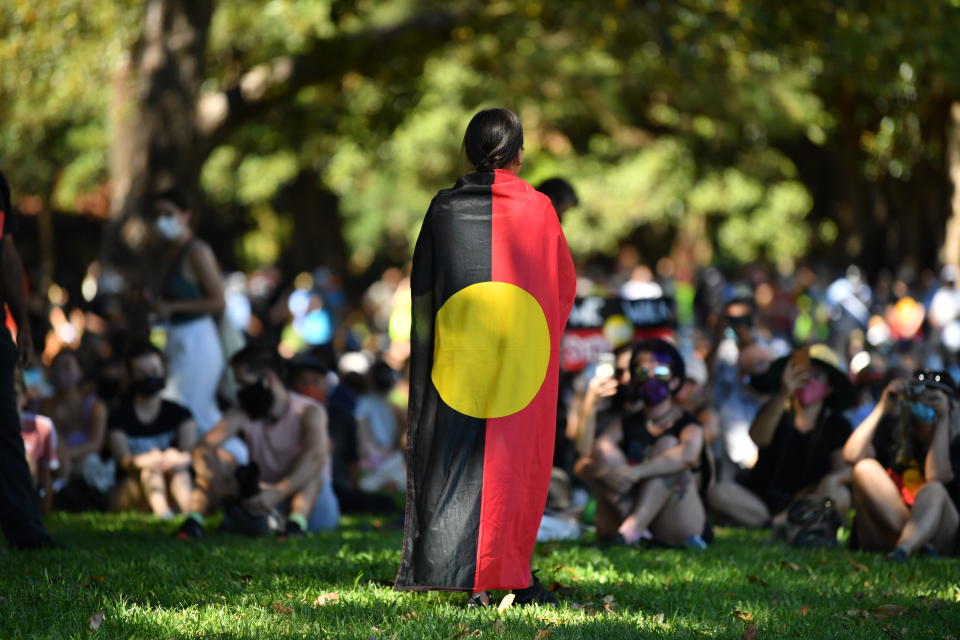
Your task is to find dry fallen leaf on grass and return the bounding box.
[850,562,870,573]
[493,619,505,633]
[497,593,515,613]
[652,612,665,624]
[799,605,811,616]
[732,610,754,622]
[742,623,758,640]
[534,630,552,639]
[869,604,908,619]
[313,592,340,606]
[89,610,104,631]
[271,603,292,616]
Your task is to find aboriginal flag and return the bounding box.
[396,169,577,592]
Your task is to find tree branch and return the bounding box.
[196,9,474,147]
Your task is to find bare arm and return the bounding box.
[68,400,108,460]
[108,430,165,472]
[163,242,225,316]
[630,424,704,481]
[750,390,791,449]
[573,374,618,457]
[2,236,33,367]
[925,394,955,485]
[198,408,245,450]
[176,418,198,451]
[843,379,905,464]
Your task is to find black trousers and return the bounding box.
[0,329,48,545]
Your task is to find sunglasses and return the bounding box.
[634,364,672,382]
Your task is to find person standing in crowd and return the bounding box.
[0,168,56,549]
[177,347,338,539]
[576,339,708,549]
[396,108,576,606]
[535,177,579,222]
[843,371,958,560]
[153,188,226,437]
[108,343,196,519]
[736,345,854,530]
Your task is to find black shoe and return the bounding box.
[886,546,909,562]
[11,536,62,551]
[918,544,940,559]
[176,516,205,540]
[512,571,557,606]
[598,532,635,547]
[281,519,306,539]
[220,505,269,536]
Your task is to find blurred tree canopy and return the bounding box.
[3,0,960,285]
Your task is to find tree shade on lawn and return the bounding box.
[1,512,958,639]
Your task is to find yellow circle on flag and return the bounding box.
[432,281,550,419]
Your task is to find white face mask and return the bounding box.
[156,215,183,240]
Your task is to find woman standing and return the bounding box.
[153,188,226,436]
[396,109,577,605]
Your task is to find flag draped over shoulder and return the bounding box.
[396,169,577,592]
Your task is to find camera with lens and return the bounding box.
[905,383,927,400]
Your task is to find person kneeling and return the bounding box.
[843,370,958,560]
[576,339,708,549]
[177,347,339,539]
[108,343,195,519]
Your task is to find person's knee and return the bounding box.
[851,458,883,486]
[915,481,948,504]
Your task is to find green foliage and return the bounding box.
[6,0,960,271]
[1,513,958,639]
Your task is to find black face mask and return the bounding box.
[237,379,274,420]
[133,375,166,397]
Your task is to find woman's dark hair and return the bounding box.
[230,345,283,377]
[153,186,192,213]
[124,341,166,373]
[462,108,524,172]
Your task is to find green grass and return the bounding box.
[1,513,959,639]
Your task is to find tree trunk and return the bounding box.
[105,0,213,274]
[942,102,960,270]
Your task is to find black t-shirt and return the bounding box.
[741,405,851,513]
[0,207,18,325]
[108,397,192,455]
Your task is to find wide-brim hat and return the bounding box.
[630,338,686,388]
[761,344,856,410]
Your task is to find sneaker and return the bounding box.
[280,518,307,539]
[512,571,558,606]
[220,505,269,537]
[176,516,205,540]
[683,535,708,550]
[886,546,909,562]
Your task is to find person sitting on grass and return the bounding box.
[16,373,60,516]
[842,370,958,561]
[575,339,708,549]
[733,345,854,534]
[107,343,195,519]
[177,346,338,539]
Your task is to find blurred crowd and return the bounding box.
[13,187,960,560]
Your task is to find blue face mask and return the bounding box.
[908,402,936,424]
